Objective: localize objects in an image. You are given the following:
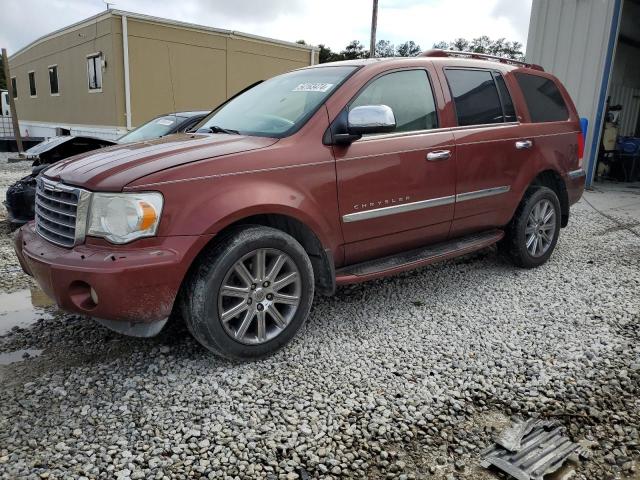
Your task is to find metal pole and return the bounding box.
[369,0,378,58]
[121,15,132,130]
[2,48,23,155]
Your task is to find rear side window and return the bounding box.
[445,69,505,126]
[515,73,569,122]
[351,69,438,133]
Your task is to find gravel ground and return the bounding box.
[0,153,638,479]
[0,153,36,293]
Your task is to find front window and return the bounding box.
[197,66,356,138]
[350,69,438,133]
[118,115,181,143]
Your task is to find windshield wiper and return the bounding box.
[205,125,240,135]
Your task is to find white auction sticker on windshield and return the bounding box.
[157,119,175,126]
[292,83,334,92]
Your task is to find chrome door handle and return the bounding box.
[426,150,451,161]
[515,140,533,150]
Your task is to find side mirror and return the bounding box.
[348,105,396,135]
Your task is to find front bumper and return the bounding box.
[14,223,212,334]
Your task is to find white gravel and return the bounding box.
[0,153,638,479]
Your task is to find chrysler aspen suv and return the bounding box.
[13,50,586,360]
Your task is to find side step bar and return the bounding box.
[335,229,504,285]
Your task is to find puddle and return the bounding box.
[0,348,43,365]
[0,287,55,336]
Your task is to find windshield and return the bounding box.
[197,66,357,137]
[118,115,183,143]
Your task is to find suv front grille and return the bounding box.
[35,178,90,247]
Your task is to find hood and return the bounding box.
[43,133,278,191]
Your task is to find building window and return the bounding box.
[11,77,17,98]
[28,71,37,97]
[87,53,103,92]
[48,65,59,95]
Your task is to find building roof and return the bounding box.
[10,9,318,60]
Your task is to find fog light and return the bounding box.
[90,287,99,305]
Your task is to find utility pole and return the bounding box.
[369,0,378,58]
[2,48,23,155]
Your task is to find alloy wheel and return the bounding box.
[525,199,556,257]
[218,248,301,345]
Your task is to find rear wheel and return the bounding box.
[501,186,561,268]
[182,226,314,360]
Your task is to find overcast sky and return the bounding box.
[1,0,533,54]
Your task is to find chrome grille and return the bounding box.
[35,178,89,247]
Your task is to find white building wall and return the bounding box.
[526,0,622,185]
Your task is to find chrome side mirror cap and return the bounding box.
[347,105,396,135]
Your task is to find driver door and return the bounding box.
[333,69,457,265]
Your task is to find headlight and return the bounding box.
[87,192,163,244]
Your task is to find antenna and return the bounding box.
[104,0,115,10]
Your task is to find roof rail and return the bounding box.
[420,49,544,71]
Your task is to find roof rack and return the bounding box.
[420,49,544,71]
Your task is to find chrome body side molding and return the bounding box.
[456,185,510,203]
[342,195,455,223]
[342,186,511,223]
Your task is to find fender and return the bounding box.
[149,172,344,256]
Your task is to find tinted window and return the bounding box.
[446,69,504,126]
[11,77,17,98]
[495,74,516,122]
[516,73,569,122]
[351,70,438,133]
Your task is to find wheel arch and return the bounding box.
[528,169,570,227]
[182,211,337,299]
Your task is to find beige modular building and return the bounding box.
[8,10,319,140]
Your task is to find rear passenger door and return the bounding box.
[442,68,531,237]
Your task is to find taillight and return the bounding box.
[577,131,584,168]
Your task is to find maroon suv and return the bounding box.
[14,50,586,359]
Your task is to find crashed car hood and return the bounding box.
[43,133,278,191]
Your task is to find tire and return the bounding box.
[181,226,314,360]
[501,186,562,268]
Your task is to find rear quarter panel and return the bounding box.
[504,69,582,219]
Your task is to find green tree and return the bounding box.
[433,36,523,60]
[375,40,395,58]
[341,40,368,60]
[396,41,421,57]
[317,44,345,63]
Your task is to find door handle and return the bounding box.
[426,150,451,161]
[515,140,533,150]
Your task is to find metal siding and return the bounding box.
[609,83,640,136]
[526,0,623,185]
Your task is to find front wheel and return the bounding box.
[182,226,314,360]
[501,186,561,268]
